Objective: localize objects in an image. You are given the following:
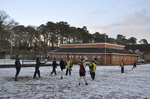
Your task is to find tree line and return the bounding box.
[0,10,149,52]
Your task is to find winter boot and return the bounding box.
[14,75,18,81]
[61,76,63,79]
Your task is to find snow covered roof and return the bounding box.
[49,47,138,55]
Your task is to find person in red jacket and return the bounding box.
[79,58,88,85]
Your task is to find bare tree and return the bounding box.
[0,10,10,48]
[0,10,18,50]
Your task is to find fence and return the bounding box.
[4,54,34,60]
[0,53,50,66]
[0,54,34,65]
[0,54,5,59]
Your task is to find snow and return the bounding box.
[0,63,150,99]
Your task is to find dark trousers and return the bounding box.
[91,72,95,80]
[15,68,21,81]
[121,67,124,73]
[51,68,56,75]
[33,68,40,78]
[132,66,136,70]
[15,68,21,76]
[66,68,71,75]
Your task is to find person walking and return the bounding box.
[79,59,88,85]
[59,58,66,79]
[120,60,125,73]
[33,58,45,79]
[89,58,97,79]
[15,54,21,81]
[132,61,137,70]
[90,60,96,81]
[51,58,58,75]
[65,58,73,76]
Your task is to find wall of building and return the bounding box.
[48,53,138,65]
[143,54,150,62]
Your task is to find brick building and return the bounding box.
[125,44,150,63]
[48,43,138,65]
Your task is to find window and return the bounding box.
[112,55,115,61]
[132,57,134,61]
[98,55,102,61]
[69,55,73,59]
[76,55,80,60]
[129,56,130,61]
[112,55,118,61]
[125,56,126,61]
[116,55,119,61]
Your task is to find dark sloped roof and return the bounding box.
[50,47,137,55]
[125,44,150,54]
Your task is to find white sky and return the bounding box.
[1,0,150,43]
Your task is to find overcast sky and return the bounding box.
[1,0,150,43]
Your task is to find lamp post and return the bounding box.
[105,36,106,65]
[10,42,12,54]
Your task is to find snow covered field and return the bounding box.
[0,64,150,99]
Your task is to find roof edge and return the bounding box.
[60,43,125,47]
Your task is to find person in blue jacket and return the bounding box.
[33,58,45,79]
[15,54,21,81]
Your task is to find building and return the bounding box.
[125,44,150,63]
[48,43,138,65]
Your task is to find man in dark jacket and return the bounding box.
[33,58,45,79]
[15,54,21,81]
[132,61,137,70]
[51,58,57,75]
[60,58,66,79]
